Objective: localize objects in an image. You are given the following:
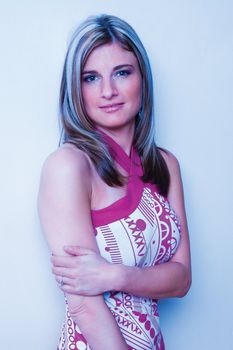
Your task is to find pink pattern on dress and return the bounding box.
[57,132,181,350]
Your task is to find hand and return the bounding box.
[51,246,116,296]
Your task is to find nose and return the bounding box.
[101,77,118,99]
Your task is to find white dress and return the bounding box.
[57,134,181,350]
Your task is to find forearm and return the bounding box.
[112,261,191,299]
[68,294,128,350]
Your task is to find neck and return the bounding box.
[97,123,135,156]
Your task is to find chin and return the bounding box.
[97,121,135,133]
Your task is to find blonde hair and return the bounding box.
[59,14,169,194]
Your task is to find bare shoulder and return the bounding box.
[41,144,92,186]
[38,144,98,255]
[159,148,181,178]
[39,144,93,202]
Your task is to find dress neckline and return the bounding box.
[91,130,145,227]
[97,129,142,177]
[97,129,134,175]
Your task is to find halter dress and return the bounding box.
[57,133,181,350]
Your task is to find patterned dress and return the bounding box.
[58,133,181,350]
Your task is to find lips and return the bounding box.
[99,103,124,113]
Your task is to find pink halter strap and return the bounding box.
[97,130,143,178]
[91,130,144,228]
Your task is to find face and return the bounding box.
[81,42,142,132]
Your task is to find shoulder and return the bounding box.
[40,144,92,192]
[158,148,181,178]
[42,144,91,177]
[158,148,184,203]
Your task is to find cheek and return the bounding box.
[81,86,98,111]
[127,79,142,106]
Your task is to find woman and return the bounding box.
[38,14,191,350]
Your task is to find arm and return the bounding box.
[52,151,191,299]
[116,151,191,299]
[38,146,128,350]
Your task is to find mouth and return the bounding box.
[99,103,124,113]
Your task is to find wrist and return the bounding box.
[110,264,139,293]
[107,263,126,292]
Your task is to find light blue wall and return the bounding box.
[0,1,232,349]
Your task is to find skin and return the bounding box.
[38,42,144,350]
[51,44,191,300]
[52,152,191,299]
[81,41,142,153]
[39,41,191,349]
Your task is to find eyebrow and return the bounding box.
[82,64,134,75]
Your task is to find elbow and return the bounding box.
[69,301,89,320]
[177,273,192,298]
[68,301,90,324]
[68,296,104,324]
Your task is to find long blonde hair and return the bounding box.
[59,14,169,195]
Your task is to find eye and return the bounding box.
[82,74,99,83]
[115,69,131,78]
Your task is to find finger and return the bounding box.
[55,275,76,287]
[52,267,75,278]
[61,284,100,296]
[55,275,62,285]
[51,255,76,268]
[63,245,95,256]
[60,284,84,295]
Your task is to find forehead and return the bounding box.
[83,42,139,70]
